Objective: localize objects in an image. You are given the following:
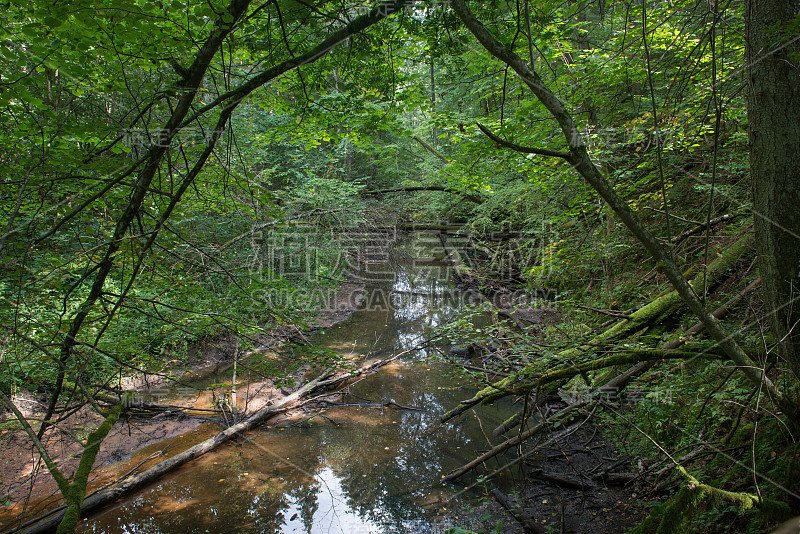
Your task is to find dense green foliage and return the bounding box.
[1,0,799,532]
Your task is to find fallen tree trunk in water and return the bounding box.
[441,403,590,482]
[9,349,416,534]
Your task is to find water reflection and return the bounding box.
[81,244,513,534]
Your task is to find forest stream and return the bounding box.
[75,232,520,534]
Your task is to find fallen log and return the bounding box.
[489,345,727,438]
[492,390,555,437]
[9,377,328,534]
[441,279,760,481]
[671,208,748,245]
[441,231,754,423]
[9,348,418,534]
[494,278,760,440]
[124,401,222,415]
[441,404,588,482]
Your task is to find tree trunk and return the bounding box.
[450,0,789,413]
[746,0,800,384]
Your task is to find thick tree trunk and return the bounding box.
[746,0,800,383]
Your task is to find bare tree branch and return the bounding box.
[476,123,572,160]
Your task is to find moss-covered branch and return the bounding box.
[0,388,131,534]
[633,466,789,534]
[58,393,130,534]
[532,348,725,391]
[441,231,754,422]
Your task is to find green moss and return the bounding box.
[56,393,129,534]
[0,419,24,432]
[632,467,789,534]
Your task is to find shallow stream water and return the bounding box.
[80,235,518,534]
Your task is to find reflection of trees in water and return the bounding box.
[82,472,291,533]
[83,256,510,534]
[310,368,512,533]
[83,442,332,533]
[287,480,320,532]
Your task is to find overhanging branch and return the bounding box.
[179,0,414,129]
[476,123,573,161]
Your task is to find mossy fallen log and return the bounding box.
[487,346,729,438]
[445,279,760,480]
[441,231,754,423]
[493,279,758,439]
[524,347,726,389]
[441,402,586,482]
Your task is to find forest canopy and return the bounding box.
[1,0,799,532]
